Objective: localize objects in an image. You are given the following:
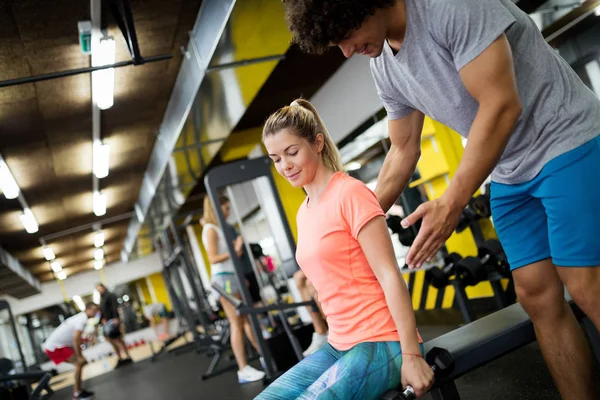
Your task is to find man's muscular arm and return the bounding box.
[375,110,424,212]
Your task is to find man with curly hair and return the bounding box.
[283,0,600,399]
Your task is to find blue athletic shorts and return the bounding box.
[490,135,600,270]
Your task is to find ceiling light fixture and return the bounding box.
[50,261,62,273]
[595,5,600,17]
[93,191,106,217]
[0,160,20,200]
[94,260,104,270]
[20,208,39,234]
[93,140,110,179]
[91,37,115,110]
[94,230,105,248]
[56,271,67,280]
[94,248,104,261]
[43,246,55,261]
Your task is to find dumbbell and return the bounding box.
[480,239,510,277]
[454,239,510,286]
[456,194,491,233]
[380,347,455,400]
[387,215,418,247]
[425,253,462,289]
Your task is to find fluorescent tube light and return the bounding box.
[50,262,62,272]
[0,161,20,199]
[93,141,110,179]
[93,191,106,216]
[94,248,104,261]
[94,231,105,248]
[91,37,115,110]
[20,208,39,234]
[43,246,55,261]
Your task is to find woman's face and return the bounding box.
[264,128,323,188]
[221,201,231,219]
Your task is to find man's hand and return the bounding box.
[401,195,463,269]
[401,355,435,398]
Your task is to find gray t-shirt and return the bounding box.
[370,0,600,184]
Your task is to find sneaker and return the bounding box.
[303,332,328,357]
[122,357,134,365]
[73,389,95,399]
[237,365,265,384]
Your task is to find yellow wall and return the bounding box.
[148,272,172,312]
[136,278,152,304]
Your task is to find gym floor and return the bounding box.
[52,322,600,400]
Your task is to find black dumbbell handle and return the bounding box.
[400,364,437,400]
[441,261,458,274]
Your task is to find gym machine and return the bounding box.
[147,181,239,379]
[204,156,320,382]
[0,300,54,400]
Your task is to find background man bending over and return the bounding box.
[43,302,98,400]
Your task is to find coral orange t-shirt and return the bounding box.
[296,171,422,351]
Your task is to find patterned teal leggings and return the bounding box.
[255,341,424,400]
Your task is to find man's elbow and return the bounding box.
[506,95,522,121]
[390,143,421,166]
[483,94,522,133]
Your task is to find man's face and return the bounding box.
[96,285,105,295]
[86,305,99,318]
[334,12,387,59]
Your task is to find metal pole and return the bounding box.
[5,303,28,372]
[209,190,277,379]
[168,219,214,334]
[206,54,285,73]
[0,54,172,89]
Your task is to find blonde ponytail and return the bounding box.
[262,98,343,172]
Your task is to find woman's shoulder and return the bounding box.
[335,172,372,195]
[202,223,222,238]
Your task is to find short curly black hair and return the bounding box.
[282,0,395,54]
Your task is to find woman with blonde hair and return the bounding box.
[256,98,434,399]
[201,194,265,384]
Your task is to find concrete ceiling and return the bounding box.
[0,0,202,284]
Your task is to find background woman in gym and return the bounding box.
[201,195,266,384]
[256,98,434,399]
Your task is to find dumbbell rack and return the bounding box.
[452,271,516,324]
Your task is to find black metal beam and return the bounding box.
[172,138,227,152]
[121,0,143,65]
[109,0,134,57]
[206,54,286,73]
[0,54,172,89]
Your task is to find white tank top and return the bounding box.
[201,223,235,276]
